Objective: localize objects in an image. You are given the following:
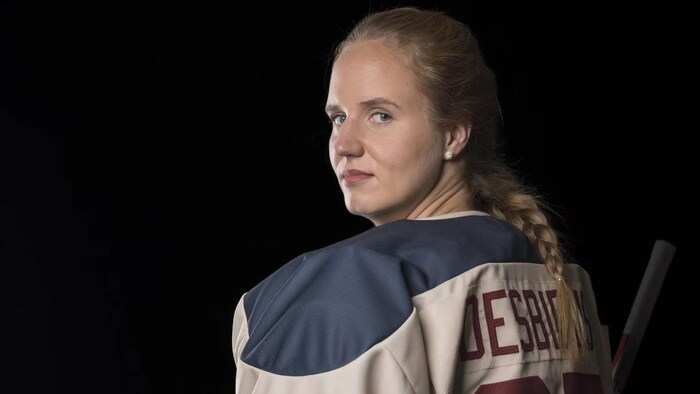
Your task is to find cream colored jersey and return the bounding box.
[233,212,613,393]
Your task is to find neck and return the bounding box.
[406,180,472,221]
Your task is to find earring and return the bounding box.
[443,151,454,160]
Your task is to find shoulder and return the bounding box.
[368,213,542,292]
[243,213,536,312]
[238,213,539,376]
[240,240,413,376]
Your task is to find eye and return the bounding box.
[370,112,392,123]
[330,114,346,125]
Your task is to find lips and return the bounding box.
[341,169,373,186]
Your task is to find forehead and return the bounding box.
[328,40,421,105]
[334,39,408,72]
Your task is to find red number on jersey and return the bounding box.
[475,373,603,393]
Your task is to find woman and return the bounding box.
[233,7,612,393]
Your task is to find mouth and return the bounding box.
[341,169,373,186]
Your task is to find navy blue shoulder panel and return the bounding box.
[242,215,540,376]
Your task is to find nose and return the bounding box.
[330,118,364,158]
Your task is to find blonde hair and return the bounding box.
[334,7,585,358]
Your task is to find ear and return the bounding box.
[444,123,471,157]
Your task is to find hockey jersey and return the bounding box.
[232,211,613,393]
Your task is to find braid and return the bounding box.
[472,171,585,358]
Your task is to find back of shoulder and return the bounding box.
[238,243,414,376]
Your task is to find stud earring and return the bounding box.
[444,151,454,160]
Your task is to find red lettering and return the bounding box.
[484,290,519,356]
[538,291,559,349]
[509,289,534,352]
[459,294,485,361]
[523,290,550,350]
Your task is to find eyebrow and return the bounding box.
[325,97,402,114]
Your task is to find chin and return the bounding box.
[345,205,366,217]
[346,204,390,226]
[344,200,373,218]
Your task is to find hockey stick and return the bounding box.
[611,239,676,393]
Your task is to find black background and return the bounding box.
[1,1,693,393]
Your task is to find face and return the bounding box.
[326,39,446,226]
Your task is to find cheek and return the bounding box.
[376,137,431,172]
[403,142,442,178]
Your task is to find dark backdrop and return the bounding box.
[1,1,693,393]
